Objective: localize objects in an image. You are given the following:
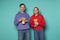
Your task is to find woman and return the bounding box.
[30,7,45,40]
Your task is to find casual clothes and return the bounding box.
[30,13,45,40]
[30,14,45,30]
[14,12,30,30]
[18,29,30,40]
[14,12,30,40]
[34,29,44,40]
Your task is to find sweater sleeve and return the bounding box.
[30,17,34,28]
[14,14,20,26]
[38,16,45,27]
[26,14,30,24]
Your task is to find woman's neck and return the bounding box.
[35,13,38,16]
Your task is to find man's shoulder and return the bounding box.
[15,12,20,16]
[25,12,29,16]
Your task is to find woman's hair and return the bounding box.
[33,7,40,13]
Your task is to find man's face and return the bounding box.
[20,5,25,12]
[34,8,39,14]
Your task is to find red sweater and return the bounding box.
[30,14,45,30]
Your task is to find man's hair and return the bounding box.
[19,3,25,7]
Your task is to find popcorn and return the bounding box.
[34,19,38,24]
[21,17,27,24]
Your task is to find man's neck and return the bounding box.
[20,11,24,13]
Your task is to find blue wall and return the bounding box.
[0,0,60,40]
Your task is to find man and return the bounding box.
[14,3,30,40]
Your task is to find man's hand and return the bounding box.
[19,17,26,22]
[19,17,27,24]
[19,18,22,22]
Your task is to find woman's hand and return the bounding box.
[34,22,39,27]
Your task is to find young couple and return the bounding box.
[14,3,45,40]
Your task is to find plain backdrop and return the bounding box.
[0,0,60,40]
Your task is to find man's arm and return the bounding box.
[26,14,30,23]
[14,14,21,26]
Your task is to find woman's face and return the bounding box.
[34,8,39,14]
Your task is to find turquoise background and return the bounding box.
[0,0,60,40]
